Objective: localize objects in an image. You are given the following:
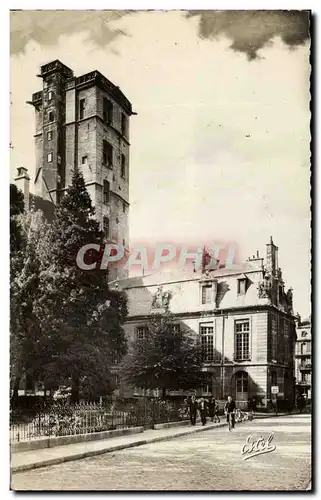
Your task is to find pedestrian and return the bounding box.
[189,395,198,426]
[297,394,305,414]
[199,397,207,426]
[207,397,215,422]
[224,395,236,431]
[213,398,220,423]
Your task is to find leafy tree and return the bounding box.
[10,208,48,403]
[35,169,128,402]
[121,313,204,399]
[10,183,24,254]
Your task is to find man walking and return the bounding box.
[225,395,236,431]
[207,397,215,422]
[189,395,198,426]
[199,397,207,426]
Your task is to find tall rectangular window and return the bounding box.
[136,326,148,340]
[79,98,86,120]
[103,216,109,238]
[202,374,212,395]
[200,324,214,362]
[48,91,53,101]
[201,284,212,305]
[103,179,110,204]
[121,113,128,137]
[271,313,278,361]
[103,98,113,124]
[47,152,53,163]
[47,130,53,141]
[103,140,113,167]
[234,320,250,361]
[121,154,126,178]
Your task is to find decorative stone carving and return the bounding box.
[276,267,283,280]
[258,274,272,299]
[286,288,293,310]
[151,286,172,310]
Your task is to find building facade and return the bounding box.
[27,59,134,279]
[295,316,311,399]
[115,238,297,408]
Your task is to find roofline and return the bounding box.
[122,268,263,290]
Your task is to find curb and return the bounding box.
[11,422,226,474]
[10,412,301,474]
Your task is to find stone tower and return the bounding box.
[28,60,135,279]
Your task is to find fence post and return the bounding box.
[38,411,41,437]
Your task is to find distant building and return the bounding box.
[116,238,297,409]
[294,316,311,399]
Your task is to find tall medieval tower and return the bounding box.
[28,60,134,279]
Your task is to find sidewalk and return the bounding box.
[10,412,295,474]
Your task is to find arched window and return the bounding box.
[235,371,248,394]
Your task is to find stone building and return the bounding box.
[294,316,312,399]
[115,238,297,409]
[26,59,135,279]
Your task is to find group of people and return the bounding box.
[185,395,237,431]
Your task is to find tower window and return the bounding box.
[123,202,126,213]
[47,131,52,141]
[121,113,128,137]
[79,99,86,120]
[48,91,53,101]
[103,98,113,124]
[47,152,53,163]
[48,111,54,122]
[103,216,110,238]
[103,180,110,204]
[103,140,113,168]
[121,154,126,178]
[81,156,88,164]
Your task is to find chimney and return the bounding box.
[14,167,30,211]
[266,236,278,276]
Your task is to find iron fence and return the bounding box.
[10,399,188,443]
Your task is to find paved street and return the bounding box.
[11,414,311,491]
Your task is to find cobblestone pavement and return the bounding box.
[11,414,311,491]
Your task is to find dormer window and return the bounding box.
[237,275,248,295]
[202,284,212,304]
[199,279,217,305]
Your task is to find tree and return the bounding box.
[34,169,128,401]
[10,207,49,403]
[10,183,24,254]
[121,313,204,399]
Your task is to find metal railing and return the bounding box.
[10,399,188,443]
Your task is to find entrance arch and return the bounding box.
[234,371,249,402]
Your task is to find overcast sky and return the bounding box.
[10,10,311,317]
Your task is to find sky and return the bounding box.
[10,10,311,317]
